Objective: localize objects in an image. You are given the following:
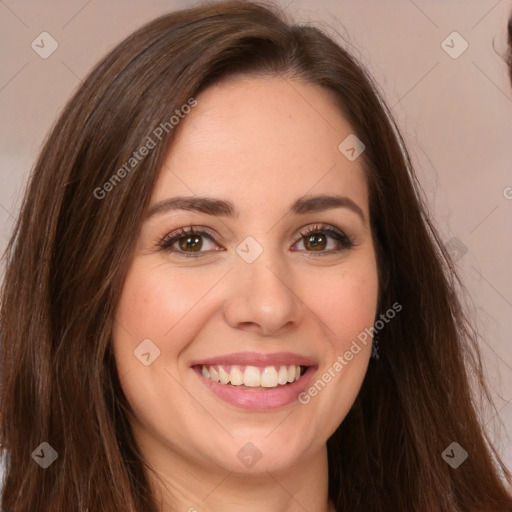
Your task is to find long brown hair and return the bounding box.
[508,12,512,83]
[1,1,511,511]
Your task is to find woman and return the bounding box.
[1,1,511,511]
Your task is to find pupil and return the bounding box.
[306,234,325,250]
[180,235,201,251]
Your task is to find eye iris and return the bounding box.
[304,233,326,251]
[179,235,202,252]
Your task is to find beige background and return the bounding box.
[1,0,511,473]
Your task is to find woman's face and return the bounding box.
[113,75,379,475]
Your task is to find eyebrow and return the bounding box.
[146,194,366,223]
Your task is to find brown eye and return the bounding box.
[177,234,203,252]
[303,232,328,251]
[160,227,220,258]
[293,224,354,255]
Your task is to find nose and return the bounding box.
[223,243,302,337]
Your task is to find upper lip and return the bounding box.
[191,351,317,368]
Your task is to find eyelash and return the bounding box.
[159,224,354,259]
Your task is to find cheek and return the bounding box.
[111,261,189,379]
[112,259,234,390]
[305,253,379,349]
[114,261,213,342]
[111,262,205,439]
[297,250,379,420]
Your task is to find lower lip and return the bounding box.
[193,366,316,411]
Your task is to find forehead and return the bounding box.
[151,76,369,219]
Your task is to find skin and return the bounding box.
[112,75,379,512]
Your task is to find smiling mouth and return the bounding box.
[198,364,308,389]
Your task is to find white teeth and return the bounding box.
[218,366,230,384]
[230,365,244,385]
[201,364,303,388]
[278,366,288,385]
[261,366,279,388]
[209,366,220,383]
[243,366,260,387]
